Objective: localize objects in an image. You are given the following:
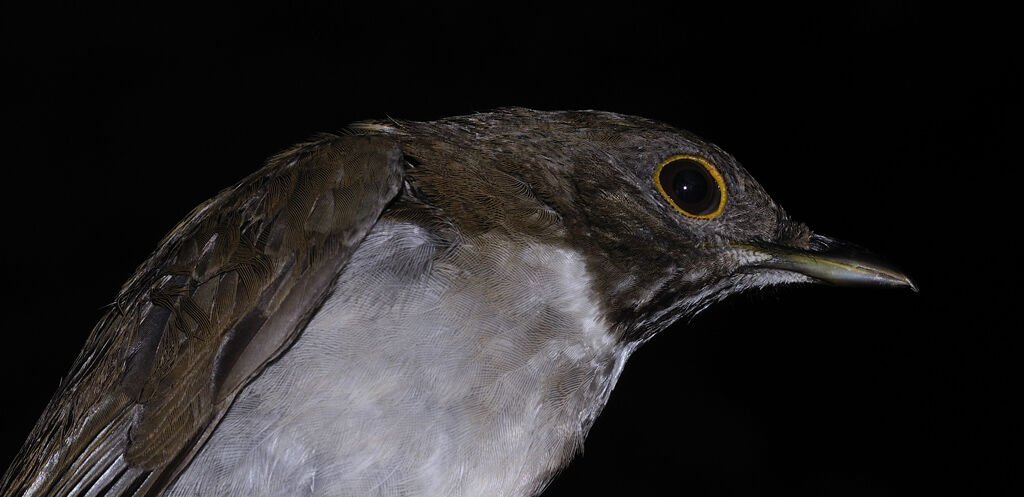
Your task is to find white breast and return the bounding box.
[167,221,633,497]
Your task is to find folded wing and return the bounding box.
[1,134,405,497]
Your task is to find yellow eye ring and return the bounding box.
[653,155,727,219]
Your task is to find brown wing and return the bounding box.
[1,134,405,497]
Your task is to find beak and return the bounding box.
[731,234,918,292]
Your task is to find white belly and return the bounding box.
[167,222,632,497]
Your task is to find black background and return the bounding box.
[1,3,1014,496]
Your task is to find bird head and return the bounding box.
[363,108,914,342]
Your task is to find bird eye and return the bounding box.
[654,155,727,219]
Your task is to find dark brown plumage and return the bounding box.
[3,136,404,495]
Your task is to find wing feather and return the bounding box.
[2,134,405,497]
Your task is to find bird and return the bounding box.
[1,108,915,497]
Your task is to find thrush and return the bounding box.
[1,108,914,497]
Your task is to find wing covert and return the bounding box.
[2,134,405,497]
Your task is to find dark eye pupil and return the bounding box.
[657,158,722,216]
[672,168,709,205]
